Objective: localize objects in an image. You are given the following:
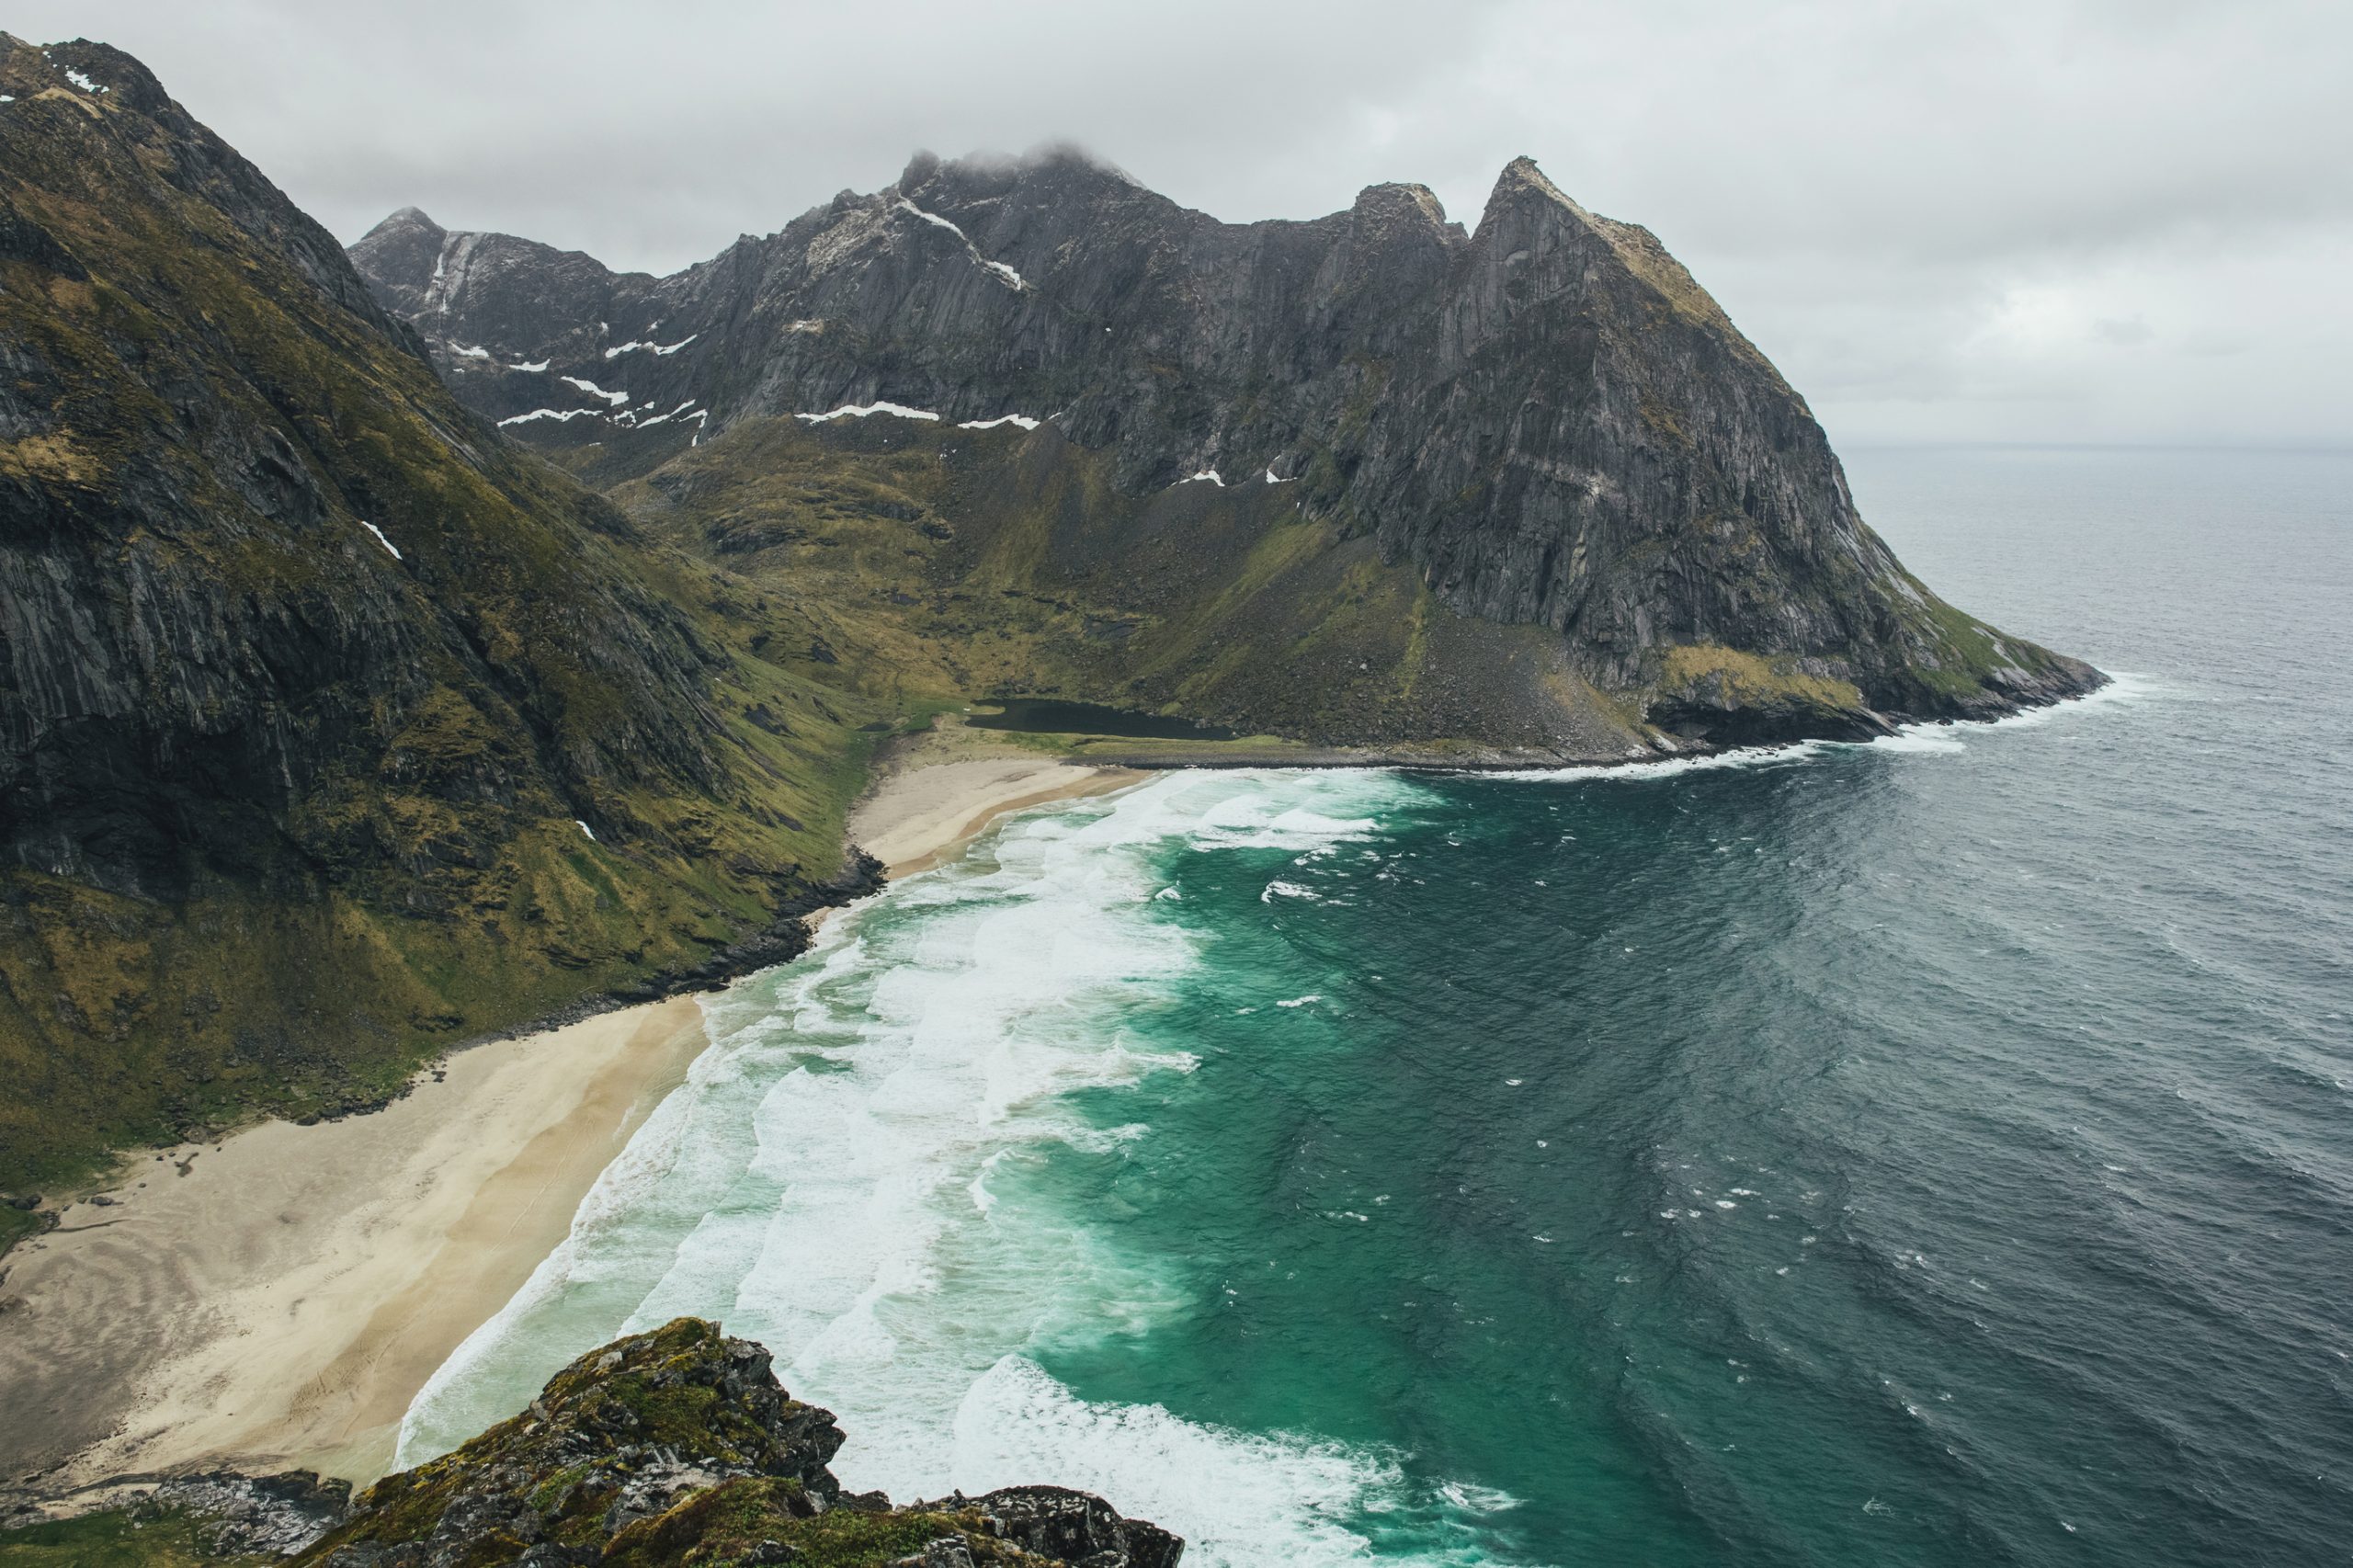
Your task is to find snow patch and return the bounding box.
[1264,467,1294,483]
[603,334,699,359]
[63,68,107,94]
[957,414,1041,432]
[560,376,629,406]
[894,198,970,241]
[449,343,491,359]
[1176,470,1224,487]
[797,402,940,424]
[893,199,1027,291]
[358,521,403,561]
[574,820,597,841]
[498,407,604,426]
[785,319,824,334]
[616,400,698,429]
[509,359,550,373]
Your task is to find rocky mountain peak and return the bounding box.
[1487,153,1589,215]
[340,140,2097,748]
[3,34,170,113]
[1352,179,1457,231]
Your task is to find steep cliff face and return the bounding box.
[0,37,881,1184]
[354,150,2102,742]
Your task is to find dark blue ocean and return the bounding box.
[402,447,2353,1567]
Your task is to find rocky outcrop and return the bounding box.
[353,149,2103,734]
[295,1317,1180,1567]
[145,1471,354,1558]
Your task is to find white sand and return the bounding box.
[849,756,1143,877]
[0,996,708,1489]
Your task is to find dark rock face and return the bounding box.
[142,1470,353,1557]
[353,150,2102,729]
[926,1486,1184,1568]
[0,33,724,895]
[297,1317,1179,1568]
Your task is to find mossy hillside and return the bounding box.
[0,1507,271,1568]
[607,414,2079,758]
[0,41,891,1192]
[310,1319,836,1560]
[611,415,1649,757]
[1875,563,2089,712]
[1656,643,1864,712]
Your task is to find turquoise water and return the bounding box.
[401,449,2353,1566]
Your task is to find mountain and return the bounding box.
[351,150,2103,749]
[0,36,887,1190]
[0,31,2102,1199]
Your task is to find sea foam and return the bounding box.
[395,768,1489,1565]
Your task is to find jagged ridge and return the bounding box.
[353,147,2104,744]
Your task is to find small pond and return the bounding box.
[963,698,1238,741]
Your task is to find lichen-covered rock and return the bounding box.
[294,1319,1179,1568]
[140,1470,351,1558]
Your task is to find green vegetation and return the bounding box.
[0,1508,267,1568]
[611,414,1643,757]
[602,1487,1045,1568]
[1657,644,1866,713]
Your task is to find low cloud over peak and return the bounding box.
[15,0,2346,449]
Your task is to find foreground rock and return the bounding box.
[293,1317,1178,1567]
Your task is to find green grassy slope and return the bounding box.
[608,415,1651,759]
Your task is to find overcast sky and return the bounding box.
[15,0,2349,447]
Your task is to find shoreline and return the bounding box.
[0,685,2115,1508]
[0,750,1150,1506]
[848,753,1147,877]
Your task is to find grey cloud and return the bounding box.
[13,0,2347,446]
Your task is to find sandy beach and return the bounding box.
[0,996,710,1494]
[849,752,1145,876]
[0,748,1142,1502]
